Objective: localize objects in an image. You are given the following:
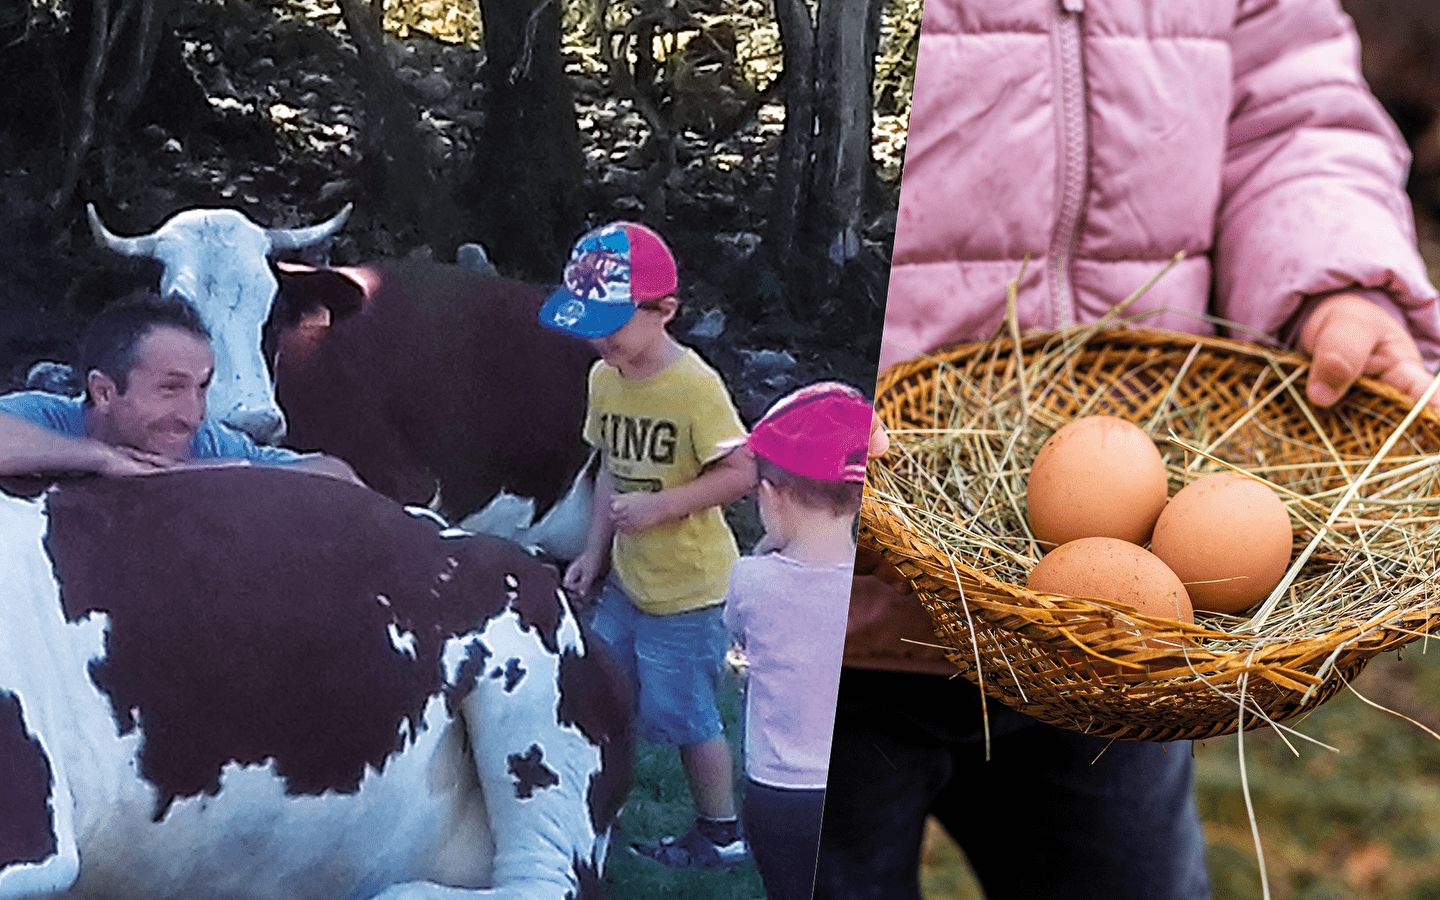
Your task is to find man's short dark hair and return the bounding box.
[756,456,864,518]
[80,291,210,398]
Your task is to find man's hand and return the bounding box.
[1300,293,1439,410]
[610,491,674,533]
[95,444,179,477]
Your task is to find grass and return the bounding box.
[1194,642,1440,900]
[603,671,767,900]
[917,642,1440,899]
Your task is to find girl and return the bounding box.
[722,382,872,900]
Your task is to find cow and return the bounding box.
[86,206,597,555]
[262,260,596,542]
[0,466,631,900]
[85,204,352,445]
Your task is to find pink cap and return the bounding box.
[622,222,679,301]
[748,382,873,483]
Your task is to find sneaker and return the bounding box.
[631,825,749,869]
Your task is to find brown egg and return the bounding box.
[1027,537,1194,674]
[1027,537,1194,624]
[1150,472,1293,615]
[1025,416,1169,549]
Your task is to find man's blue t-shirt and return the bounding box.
[0,391,304,465]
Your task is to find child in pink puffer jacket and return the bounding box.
[818,1,1440,899]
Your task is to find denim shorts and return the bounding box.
[588,579,725,747]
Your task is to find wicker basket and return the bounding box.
[861,326,1440,742]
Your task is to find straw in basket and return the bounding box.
[861,324,1440,742]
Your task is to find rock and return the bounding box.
[26,361,80,396]
[318,180,352,204]
[457,243,498,277]
[739,348,799,391]
[413,72,453,104]
[688,307,726,340]
[718,231,762,260]
[426,132,453,160]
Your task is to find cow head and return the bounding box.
[262,261,373,370]
[87,204,352,444]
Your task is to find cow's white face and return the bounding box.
[146,210,286,444]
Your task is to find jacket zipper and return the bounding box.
[1047,0,1088,328]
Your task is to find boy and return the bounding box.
[541,221,758,868]
[723,382,870,900]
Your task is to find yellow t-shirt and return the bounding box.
[584,348,746,615]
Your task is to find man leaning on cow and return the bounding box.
[0,290,360,483]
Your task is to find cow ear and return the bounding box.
[273,265,367,324]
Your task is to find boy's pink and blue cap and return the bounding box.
[746,381,874,483]
[539,222,678,338]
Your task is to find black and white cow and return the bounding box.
[0,467,631,900]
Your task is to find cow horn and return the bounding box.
[266,202,353,250]
[87,204,158,258]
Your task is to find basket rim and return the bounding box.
[876,325,1428,412]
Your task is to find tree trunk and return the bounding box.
[336,0,458,249]
[768,0,885,312]
[815,0,883,275]
[769,0,815,266]
[467,0,585,280]
[52,0,176,211]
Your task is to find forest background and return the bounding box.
[0,1,919,896]
[0,0,921,419]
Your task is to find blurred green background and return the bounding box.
[919,645,1440,900]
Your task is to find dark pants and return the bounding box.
[813,668,1212,900]
[743,779,825,900]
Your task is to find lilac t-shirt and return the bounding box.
[723,552,853,790]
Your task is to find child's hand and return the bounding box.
[610,491,674,532]
[562,551,604,599]
[869,411,890,457]
[725,642,749,677]
[1300,293,1439,410]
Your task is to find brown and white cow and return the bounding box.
[263,260,596,537]
[0,467,631,900]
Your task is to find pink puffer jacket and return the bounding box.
[852,0,1440,674]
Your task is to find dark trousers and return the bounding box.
[813,668,1212,900]
[743,779,826,900]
